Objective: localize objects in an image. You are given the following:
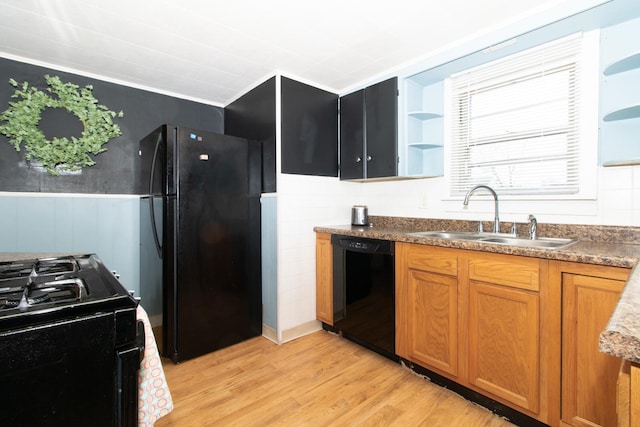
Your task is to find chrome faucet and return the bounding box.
[463,185,500,233]
[528,214,537,240]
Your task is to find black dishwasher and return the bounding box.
[331,235,396,361]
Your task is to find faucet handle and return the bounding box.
[477,221,484,233]
[528,214,538,240]
[510,222,518,236]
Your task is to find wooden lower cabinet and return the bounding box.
[551,261,630,427]
[630,362,640,427]
[406,269,459,376]
[465,252,550,421]
[396,243,552,423]
[315,232,333,324]
[468,281,541,413]
[466,252,546,417]
[396,243,459,377]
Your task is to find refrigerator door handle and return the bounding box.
[149,135,163,259]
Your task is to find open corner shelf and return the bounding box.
[603,52,640,76]
[407,111,442,121]
[408,142,443,150]
[602,105,640,122]
[602,159,640,167]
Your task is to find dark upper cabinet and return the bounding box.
[280,77,338,177]
[225,77,277,193]
[339,77,398,180]
[339,89,365,180]
[365,77,398,178]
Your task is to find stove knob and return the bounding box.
[128,290,141,302]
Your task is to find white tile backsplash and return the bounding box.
[275,174,356,334]
[633,166,640,188]
[602,188,633,210]
[602,209,634,225]
[603,165,633,190]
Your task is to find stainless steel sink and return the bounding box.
[409,231,485,240]
[408,231,576,249]
[479,236,576,249]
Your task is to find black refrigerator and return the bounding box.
[139,124,262,363]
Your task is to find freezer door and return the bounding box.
[165,128,261,362]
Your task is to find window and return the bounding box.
[446,32,598,198]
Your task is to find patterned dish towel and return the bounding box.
[137,305,174,425]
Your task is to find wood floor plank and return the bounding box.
[156,330,515,426]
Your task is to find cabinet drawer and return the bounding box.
[406,245,457,276]
[468,253,539,291]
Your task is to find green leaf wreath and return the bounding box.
[0,74,124,175]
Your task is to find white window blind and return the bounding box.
[448,34,584,197]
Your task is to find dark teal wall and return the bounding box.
[0,57,224,194]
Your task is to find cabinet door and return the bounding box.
[365,77,398,179]
[315,233,333,324]
[339,89,365,180]
[281,77,338,177]
[562,273,625,427]
[406,269,458,377]
[468,281,540,413]
[396,243,458,375]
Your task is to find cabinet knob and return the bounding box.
[367,155,373,162]
[356,157,362,163]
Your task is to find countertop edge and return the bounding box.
[313,225,639,268]
[600,331,640,364]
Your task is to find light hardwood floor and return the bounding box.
[156,330,515,426]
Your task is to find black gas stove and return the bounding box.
[0,253,142,427]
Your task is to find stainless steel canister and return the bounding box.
[351,205,369,226]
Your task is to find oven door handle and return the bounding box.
[137,319,146,363]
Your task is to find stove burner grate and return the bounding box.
[34,258,78,276]
[0,257,82,288]
[0,278,87,310]
[0,262,35,281]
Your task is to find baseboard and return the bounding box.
[262,323,277,344]
[261,320,322,345]
[279,320,322,344]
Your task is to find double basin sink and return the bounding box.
[408,231,576,249]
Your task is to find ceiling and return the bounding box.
[0,0,594,106]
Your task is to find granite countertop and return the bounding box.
[314,216,640,363]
